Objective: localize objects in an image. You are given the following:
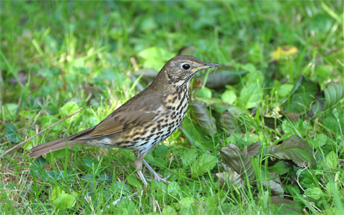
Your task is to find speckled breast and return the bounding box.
[121,85,190,154]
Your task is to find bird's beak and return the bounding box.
[191,62,220,72]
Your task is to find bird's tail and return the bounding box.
[30,137,84,158]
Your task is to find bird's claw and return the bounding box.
[147,172,172,184]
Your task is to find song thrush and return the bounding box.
[30,55,219,186]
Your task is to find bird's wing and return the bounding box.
[77,88,163,139]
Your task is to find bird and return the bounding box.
[30,55,219,186]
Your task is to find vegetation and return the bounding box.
[1,1,343,214]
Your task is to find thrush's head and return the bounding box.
[157,55,219,87]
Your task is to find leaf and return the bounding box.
[154,144,169,158]
[181,117,214,150]
[134,68,158,83]
[2,103,18,120]
[282,76,320,114]
[326,151,338,169]
[195,87,212,98]
[177,46,196,56]
[162,206,177,215]
[221,90,237,105]
[268,135,315,168]
[99,173,112,183]
[324,84,344,111]
[276,84,294,97]
[220,110,241,134]
[189,100,217,136]
[191,154,217,178]
[238,82,262,109]
[127,175,142,189]
[50,187,64,201]
[216,171,244,189]
[53,193,76,209]
[261,172,284,197]
[312,133,328,148]
[271,45,299,61]
[59,101,81,123]
[30,157,48,180]
[220,144,255,182]
[83,157,99,169]
[304,187,324,200]
[271,196,303,214]
[167,181,181,196]
[180,149,198,168]
[269,161,292,175]
[5,124,22,143]
[196,70,247,89]
[247,141,261,157]
[138,46,175,71]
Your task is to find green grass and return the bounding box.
[1,1,344,214]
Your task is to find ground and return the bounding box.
[1,1,343,214]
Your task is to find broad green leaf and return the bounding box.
[5,124,22,143]
[243,69,265,84]
[50,187,64,201]
[262,173,284,197]
[248,43,263,64]
[179,197,195,208]
[138,46,174,71]
[127,175,142,189]
[83,157,100,169]
[271,196,303,214]
[276,84,294,97]
[116,199,137,213]
[323,116,340,134]
[167,181,181,196]
[162,206,177,215]
[324,84,344,111]
[140,16,157,32]
[2,103,18,120]
[216,171,244,189]
[304,187,324,200]
[221,90,237,105]
[46,149,68,162]
[247,141,262,157]
[191,154,217,178]
[180,149,198,168]
[59,101,81,123]
[268,135,315,168]
[238,82,262,109]
[154,144,169,157]
[312,134,328,148]
[177,46,196,56]
[134,68,158,83]
[190,100,217,136]
[282,76,320,113]
[220,110,241,134]
[196,70,248,89]
[220,144,255,182]
[30,157,48,180]
[99,173,112,183]
[195,87,212,98]
[326,151,338,169]
[53,193,76,209]
[269,161,292,175]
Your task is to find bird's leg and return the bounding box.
[143,159,172,184]
[134,154,148,187]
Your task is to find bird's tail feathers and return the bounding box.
[30,137,83,158]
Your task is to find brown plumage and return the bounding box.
[30,55,219,186]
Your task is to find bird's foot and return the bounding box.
[147,172,172,184]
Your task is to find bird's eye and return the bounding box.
[182,64,190,70]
